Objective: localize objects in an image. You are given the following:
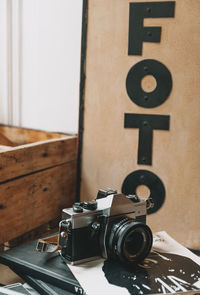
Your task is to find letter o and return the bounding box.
[122,169,165,214]
[126,59,172,108]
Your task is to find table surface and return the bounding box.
[0,264,24,286]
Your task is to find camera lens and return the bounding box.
[124,230,144,256]
[106,219,152,264]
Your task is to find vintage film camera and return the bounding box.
[59,189,154,265]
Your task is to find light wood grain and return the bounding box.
[0,136,77,183]
[0,126,77,245]
[0,265,23,285]
[0,145,13,152]
[0,125,68,146]
[0,132,15,147]
[0,161,77,244]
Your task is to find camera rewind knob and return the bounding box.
[127,194,140,202]
[82,200,97,210]
[73,202,83,213]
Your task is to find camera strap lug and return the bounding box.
[146,197,154,210]
[36,233,61,253]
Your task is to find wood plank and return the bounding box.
[0,136,77,182]
[0,145,13,152]
[0,161,77,244]
[0,132,15,147]
[0,265,24,285]
[8,219,59,248]
[0,125,69,145]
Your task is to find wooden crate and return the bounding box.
[0,125,77,245]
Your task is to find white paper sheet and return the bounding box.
[68,232,200,295]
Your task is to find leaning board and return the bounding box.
[78,0,200,248]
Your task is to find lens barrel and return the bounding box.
[106,218,152,264]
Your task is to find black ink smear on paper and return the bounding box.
[102,252,200,294]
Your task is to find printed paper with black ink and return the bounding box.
[68,232,200,295]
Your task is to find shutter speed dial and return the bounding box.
[73,200,98,212]
[82,200,97,210]
[73,202,83,213]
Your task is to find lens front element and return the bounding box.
[124,229,146,258]
[107,219,153,265]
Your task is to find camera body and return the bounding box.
[59,189,153,265]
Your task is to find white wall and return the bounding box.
[0,0,9,124]
[0,0,83,134]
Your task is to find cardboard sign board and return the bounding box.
[78,0,200,249]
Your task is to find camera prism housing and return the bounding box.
[59,190,153,265]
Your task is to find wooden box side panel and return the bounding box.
[0,161,77,244]
[0,125,68,146]
[0,137,77,183]
[80,0,200,248]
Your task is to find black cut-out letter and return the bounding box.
[122,169,165,214]
[126,59,172,108]
[128,1,175,55]
[124,113,170,165]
